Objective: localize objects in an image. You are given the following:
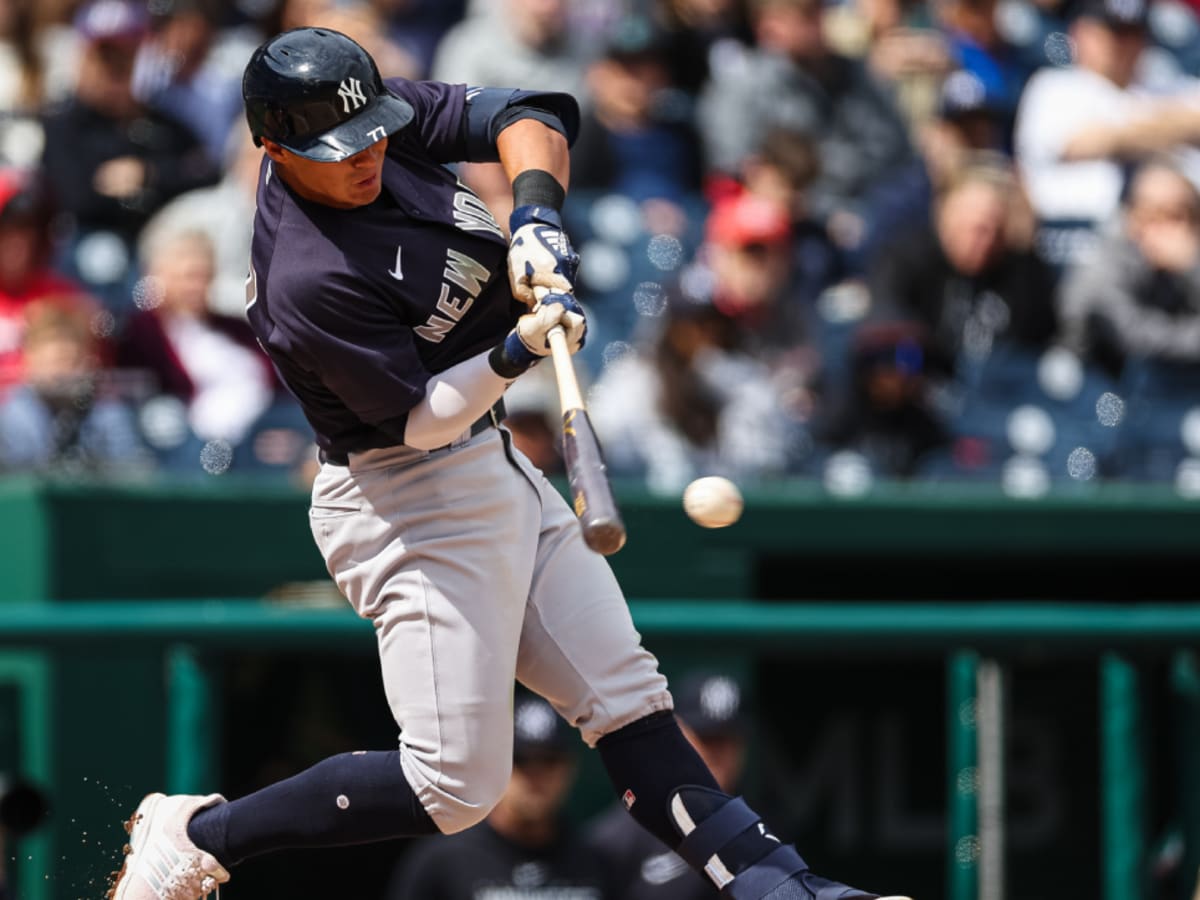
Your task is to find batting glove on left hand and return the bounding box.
[490,292,587,378]
[516,291,587,355]
[507,205,580,307]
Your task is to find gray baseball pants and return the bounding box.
[308,425,672,834]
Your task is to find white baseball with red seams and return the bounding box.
[683,476,744,529]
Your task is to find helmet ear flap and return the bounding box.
[259,105,287,143]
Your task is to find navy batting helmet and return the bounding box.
[242,27,414,162]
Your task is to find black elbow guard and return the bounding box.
[463,87,581,161]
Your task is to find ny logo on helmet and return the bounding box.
[338,78,368,113]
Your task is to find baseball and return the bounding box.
[683,476,744,529]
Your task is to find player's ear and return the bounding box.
[260,139,288,163]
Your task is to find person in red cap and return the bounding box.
[587,194,811,490]
[703,193,798,322]
[703,190,820,422]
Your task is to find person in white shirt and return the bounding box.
[1015,0,1200,264]
[115,226,277,447]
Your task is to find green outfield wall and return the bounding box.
[0,476,1197,900]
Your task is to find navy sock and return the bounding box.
[186,750,437,867]
[596,710,721,851]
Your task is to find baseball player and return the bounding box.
[107,27,912,900]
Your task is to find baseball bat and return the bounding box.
[543,313,627,556]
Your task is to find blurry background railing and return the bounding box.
[2,479,1199,900]
[0,601,1198,900]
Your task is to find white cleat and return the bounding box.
[107,793,230,900]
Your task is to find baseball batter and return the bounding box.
[107,27,911,900]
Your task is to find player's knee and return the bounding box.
[422,755,512,834]
[429,794,499,834]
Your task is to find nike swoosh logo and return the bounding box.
[388,245,403,281]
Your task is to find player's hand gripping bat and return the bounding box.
[536,290,626,555]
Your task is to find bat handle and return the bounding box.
[545,324,583,413]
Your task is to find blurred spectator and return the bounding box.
[251,0,337,36]
[649,0,754,96]
[729,131,867,422]
[431,0,593,224]
[1058,157,1200,377]
[0,1,49,166]
[867,157,1058,380]
[131,0,254,166]
[0,303,148,473]
[366,0,469,78]
[813,318,952,477]
[737,127,847,303]
[588,262,804,492]
[307,1,422,81]
[932,0,1037,143]
[572,15,703,207]
[583,670,750,899]
[565,15,711,370]
[0,0,52,110]
[139,127,262,317]
[115,225,277,447]
[990,0,1075,74]
[697,0,914,235]
[384,690,617,899]
[825,0,951,129]
[0,167,99,396]
[858,68,1010,265]
[40,0,220,312]
[701,192,815,370]
[1014,0,1200,264]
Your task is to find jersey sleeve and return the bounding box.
[384,78,471,163]
[270,267,430,430]
[383,77,580,164]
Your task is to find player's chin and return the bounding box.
[347,173,382,204]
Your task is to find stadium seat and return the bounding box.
[1112,357,1200,481]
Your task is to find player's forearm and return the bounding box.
[404,291,585,448]
[403,349,512,450]
[495,119,570,192]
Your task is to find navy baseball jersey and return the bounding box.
[245,78,572,461]
[386,820,619,899]
[584,803,715,899]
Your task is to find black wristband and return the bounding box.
[489,339,536,379]
[512,169,565,212]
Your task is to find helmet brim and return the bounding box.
[279,90,414,162]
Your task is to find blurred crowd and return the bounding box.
[2,0,1200,494]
